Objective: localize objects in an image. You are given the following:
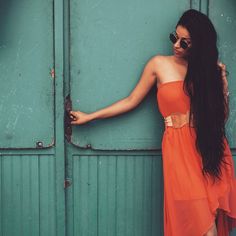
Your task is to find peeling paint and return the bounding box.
[50,68,55,79]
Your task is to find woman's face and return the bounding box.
[172,25,192,59]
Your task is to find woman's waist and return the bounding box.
[163,110,194,129]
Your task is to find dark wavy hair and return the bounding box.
[177,9,230,182]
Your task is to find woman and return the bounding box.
[70,9,236,236]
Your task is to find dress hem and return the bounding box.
[201,204,236,236]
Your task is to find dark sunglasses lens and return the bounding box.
[169,33,177,44]
[180,40,188,49]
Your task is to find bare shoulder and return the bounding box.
[146,55,172,72]
[149,54,171,64]
[151,55,174,80]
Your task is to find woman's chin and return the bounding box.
[173,53,188,62]
[174,53,183,58]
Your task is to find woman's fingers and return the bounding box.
[218,63,229,93]
[218,62,226,70]
[70,111,76,116]
[69,110,90,125]
[218,61,225,69]
[218,61,225,67]
[218,62,227,81]
[69,111,78,120]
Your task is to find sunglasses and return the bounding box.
[169,32,191,50]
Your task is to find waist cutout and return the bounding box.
[164,111,194,128]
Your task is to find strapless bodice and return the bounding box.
[157,80,190,117]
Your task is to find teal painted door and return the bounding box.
[0,0,236,236]
[0,1,54,149]
[65,0,189,235]
[65,0,236,236]
[0,0,65,235]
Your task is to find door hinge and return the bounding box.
[64,178,72,189]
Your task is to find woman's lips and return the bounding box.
[174,49,180,54]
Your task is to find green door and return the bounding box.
[0,0,65,235]
[65,0,236,236]
[0,0,236,236]
[65,0,187,233]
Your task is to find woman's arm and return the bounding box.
[70,56,159,125]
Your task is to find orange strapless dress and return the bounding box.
[157,80,236,236]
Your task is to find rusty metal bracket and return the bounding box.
[64,178,72,189]
[64,94,72,142]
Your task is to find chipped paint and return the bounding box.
[50,68,55,78]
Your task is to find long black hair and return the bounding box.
[177,9,230,182]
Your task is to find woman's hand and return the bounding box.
[218,62,229,96]
[70,110,91,125]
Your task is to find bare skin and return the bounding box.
[204,221,218,236]
[70,25,227,126]
[70,26,192,125]
[70,25,227,236]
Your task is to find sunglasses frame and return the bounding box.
[169,32,191,50]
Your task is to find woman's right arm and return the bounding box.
[70,56,159,125]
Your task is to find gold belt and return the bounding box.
[164,111,194,128]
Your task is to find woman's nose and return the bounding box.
[174,39,181,48]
